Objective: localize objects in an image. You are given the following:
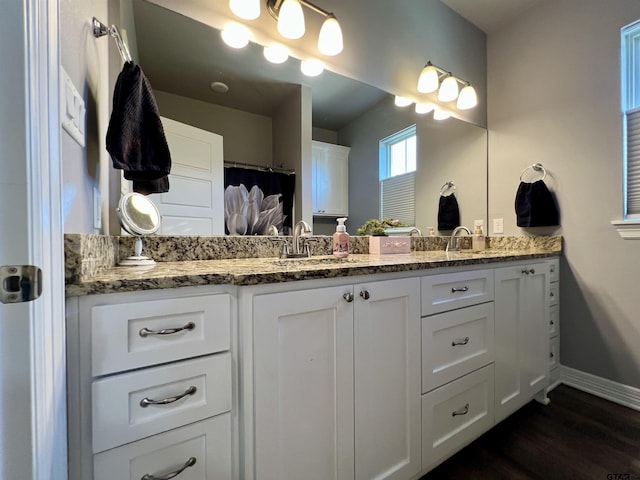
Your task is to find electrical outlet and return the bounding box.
[93,186,102,230]
[493,218,504,234]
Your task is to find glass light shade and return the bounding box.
[263,44,289,64]
[229,0,260,20]
[301,59,324,77]
[417,64,439,93]
[221,23,250,49]
[456,84,478,109]
[278,0,305,39]
[318,15,343,56]
[415,102,435,114]
[394,96,412,107]
[433,107,451,120]
[438,75,459,102]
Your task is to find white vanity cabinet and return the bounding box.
[547,258,561,390]
[420,269,496,471]
[248,277,421,480]
[312,140,350,216]
[494,262,550,423]
[66,286,236,480]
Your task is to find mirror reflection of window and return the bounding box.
[379,125,417,225]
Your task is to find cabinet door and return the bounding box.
[253,285,355,480]
[354,278,421,480]
[312,141,349,216]
[494,263,549,422]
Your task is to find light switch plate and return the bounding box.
[60,66,86,147]
[493,218,504,234]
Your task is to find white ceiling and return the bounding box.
[441,0,545,33]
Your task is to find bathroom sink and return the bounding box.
[270,256,357,267]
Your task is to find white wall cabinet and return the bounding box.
[312,140,350,216]
[251,277,421,480]
[494,262,550,423]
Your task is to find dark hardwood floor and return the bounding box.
[420,385,640,480]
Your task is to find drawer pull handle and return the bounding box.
[141,456,196,480]
[139,322,196,338]
[452,403,470,417]
[343,292,354,303]
[451,336,470,347]
[451,286,469,293]
[140,385,197,408]
[360,290,370,300]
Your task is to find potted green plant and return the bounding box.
[356,218,408,236]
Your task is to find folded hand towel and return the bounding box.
[107,61,171,194]
[515,180,559,227]
[438,194,460,231]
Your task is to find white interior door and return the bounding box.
[148,117,224,235]
[0,1,66,479]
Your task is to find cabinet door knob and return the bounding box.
[343,292,354,303]
[141,456,197,480]
[521,268,535,275]
[359,290,370,300]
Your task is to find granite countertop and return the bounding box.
[65,248,560,297]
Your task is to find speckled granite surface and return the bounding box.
[64,234,561,297]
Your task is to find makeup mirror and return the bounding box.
[116,192,161,266]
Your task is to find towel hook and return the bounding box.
[519,163,547,182]
[92,17,132,63]
[440,180,456,196]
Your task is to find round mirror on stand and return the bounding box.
[116,192,160,266]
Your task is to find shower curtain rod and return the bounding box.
[92,17,132,63]
[224,161,295,175]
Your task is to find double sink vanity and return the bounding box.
[64,234,561,480]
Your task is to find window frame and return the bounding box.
[379,124,417,180]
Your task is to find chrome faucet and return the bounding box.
[446,226,471,252]
[409,227,422,237]
[292,220,312,256]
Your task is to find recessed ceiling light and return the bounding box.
[210,81,229,93]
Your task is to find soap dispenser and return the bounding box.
[333,217,350,258]
[472,225,486,251]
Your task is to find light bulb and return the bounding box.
[417,64,439,93]
[318,15,343,56]
[278,0,305,39]
[433,107,450,120]
[229,0,260,20]
[263,44,289,64]
[456,84,478,109]
[438,74,459,102]
[394,96,412,107]
[415,102,435,114]
[301,59,324,77]
[221,23,250,49]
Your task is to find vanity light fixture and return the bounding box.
[415,102,436,114]
[433,107,451,120]
[417,61,478,109]
[263,43,289,63]
[221,22,250,49]
[265,0,344,56]
[300,58,324,76]
[394,96,412,107]
[229,0,261,20]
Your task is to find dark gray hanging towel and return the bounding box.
[515,180,559,227]
[438,194,460,231]
[107,61,171,194]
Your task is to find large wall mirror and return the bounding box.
[122,0,487,236]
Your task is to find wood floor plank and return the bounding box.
[420,385,640,480]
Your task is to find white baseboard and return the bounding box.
[559,365,640,412]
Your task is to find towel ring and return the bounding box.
[440,181,456,196]
[519,163,547,182]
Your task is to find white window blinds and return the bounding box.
[626,108,640,216]
[380,171,415,225]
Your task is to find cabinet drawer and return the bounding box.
[92,353,231,453]
[549,304,559,337]
[422,365,494,472]
[550,336,559,369]
[91,294,231,376]
[93,413,232,480]
[421,270,494,316]
[548,258,559,283]
[422,303,494,393]
[549,283,559,307]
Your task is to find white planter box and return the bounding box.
[369,236,411,254]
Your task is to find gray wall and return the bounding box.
[488,0,640,388]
